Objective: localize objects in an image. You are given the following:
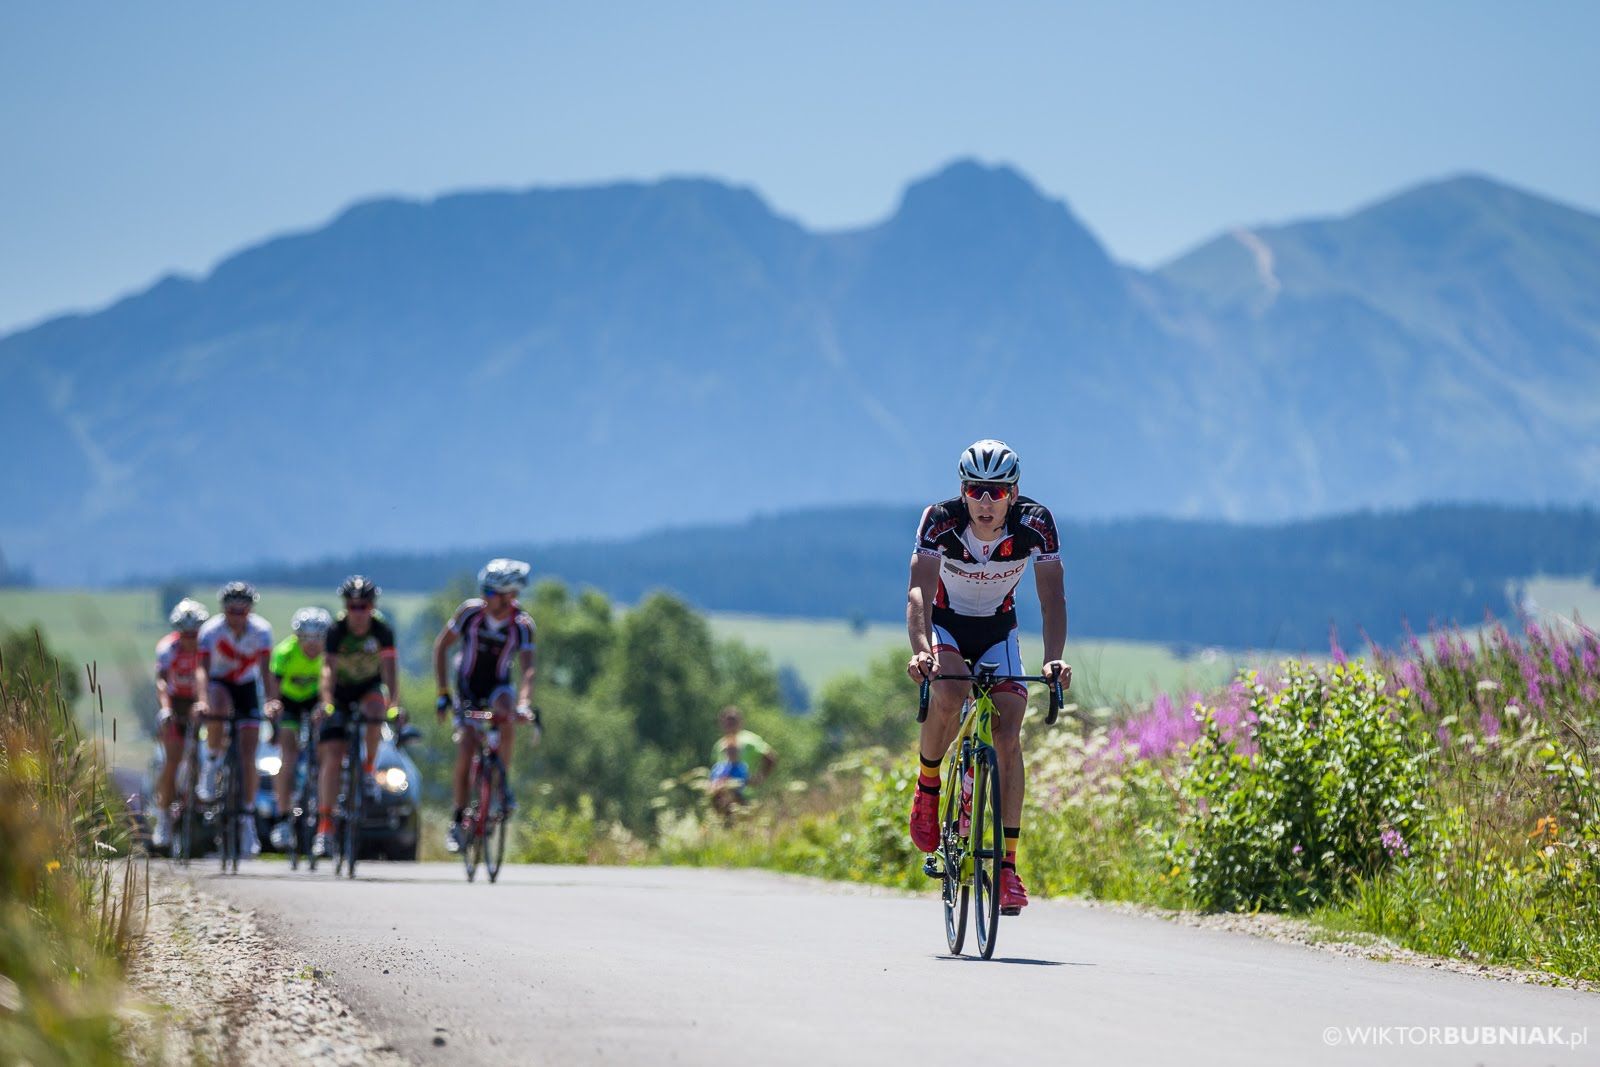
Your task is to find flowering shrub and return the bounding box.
[1172,662,1430,910]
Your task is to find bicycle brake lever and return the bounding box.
[917,678,931,723]
[1046,681,1063,726]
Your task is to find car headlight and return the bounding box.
[378,767,409,794]
[257,755,283,777]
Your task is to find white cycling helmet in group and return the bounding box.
[290,606,334,638]
[958,439,1021,484]
[168,598,210,632]
[479,558,532,595]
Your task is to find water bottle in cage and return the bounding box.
[960,763,974,835]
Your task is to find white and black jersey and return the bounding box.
[449,599,536,700]
[914,495,1061,623]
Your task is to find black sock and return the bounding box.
[452,807,463,823]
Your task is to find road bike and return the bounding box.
[918,662,1065,960]
[171,710,207,863]
[188,712,245,874]
[331,704,382,880]
[286,717,320,871]
[457,706,533,884]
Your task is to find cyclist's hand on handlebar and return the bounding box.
[264,698,283,721]
[517,704,542,745]
[907,650,936,682]
[435,693,453,720]
[1043,660,1073,690]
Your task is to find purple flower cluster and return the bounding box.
[1379,826,1410,858]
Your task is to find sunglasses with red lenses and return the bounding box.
[962,481,1015,501]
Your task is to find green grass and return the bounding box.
[704,610,1244,707]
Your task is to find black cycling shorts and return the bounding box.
[210,679,263,722]
[319,680,384,743]
[277,694,318,727]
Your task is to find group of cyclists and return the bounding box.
[150,559,541,860]
[149,438,1071,915]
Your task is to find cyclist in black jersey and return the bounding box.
[432,559,539,854]
[312,575,404,858]
[905,440,1072,914]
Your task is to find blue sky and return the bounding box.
[3,1,1597,332]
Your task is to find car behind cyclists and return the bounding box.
[905,440,1071,914]
[433,558,539,854]
[313,575,403,858]
[265,607,332,850]
[196,581,279,858]
[151,598,212,851]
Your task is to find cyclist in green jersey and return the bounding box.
[263,607,331,850]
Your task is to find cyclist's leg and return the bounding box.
[317,716,348,834]
[358,688,386,777]
[205,683,235,757]
[490,685,516,770]
[917,630,971,768]
[156,707,186,808]
[235,684,263,814]
[274,709,299,816]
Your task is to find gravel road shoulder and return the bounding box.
[125,866,407,1066]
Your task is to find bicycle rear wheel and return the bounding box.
[971,749,1003,959]
[940,755,968,955]
[176,733,199,864]
[484,758,508,884]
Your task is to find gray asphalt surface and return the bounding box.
[179,862,1597,1066]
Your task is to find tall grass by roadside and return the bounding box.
[1,628,147,1066]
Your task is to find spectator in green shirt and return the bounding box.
[709,705,776,818]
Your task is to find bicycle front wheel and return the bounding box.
[971,750,1003,960]
[343,743,362,879]
[218,760,237,874]
[484,758,508,884]
[940,755,968,955]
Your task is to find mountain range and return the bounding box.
[4,161,1599,583]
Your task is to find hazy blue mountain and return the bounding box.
[4,162,1599,583]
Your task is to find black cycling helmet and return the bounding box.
[218,580,258,606]
[338,574,380,601]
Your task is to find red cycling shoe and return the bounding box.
[909,789,941,852]
[999,866,1029,913]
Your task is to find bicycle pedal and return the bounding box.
[1000,906,1022,916]
[921,855,944,879]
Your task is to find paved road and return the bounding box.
[180,862,1596,1066]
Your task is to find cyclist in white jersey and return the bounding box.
[196,581,279,857]
[905,440,1071,913]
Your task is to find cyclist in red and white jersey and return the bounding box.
[196,581,279,857]
[905,440,1071,914]
[432,558,539,854]
[151,599,212,850]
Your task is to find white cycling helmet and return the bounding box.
[958,439,1021,484]
[168,598,210,632]
[478,558,531,595]
[291,606,334,638]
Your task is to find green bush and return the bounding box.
[1174,662,1430,911]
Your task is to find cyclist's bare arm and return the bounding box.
[156,671,172,710]
[906,552,942,678]
[261,652,280,704]
[432,618,460,693]
[1035,558,1070,685]
[195,663,209,711]
[380,654,399,715]
[320,655,337,715]
[516,646,537,708]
